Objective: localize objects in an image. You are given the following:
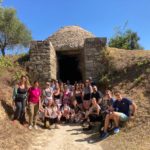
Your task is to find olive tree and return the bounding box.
[0,7,32,56]
[109,28,143,50]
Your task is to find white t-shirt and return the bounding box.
[46,106,58,119]
[43,87,53,101]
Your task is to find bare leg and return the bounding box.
[104,114,110,132]
[112,112,120,127]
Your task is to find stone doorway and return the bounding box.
[57,52,83,84]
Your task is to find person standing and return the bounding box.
[91,86,103,105]
[83,80,93,110]
[12,75,29,125]
[53,81,62,109]
[74,84,83,108]
[42,82,53,108]
[28,81,42,130]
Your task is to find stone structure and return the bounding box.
[29,26,106,84]
[83,38,107,81]
[29,40,56,83]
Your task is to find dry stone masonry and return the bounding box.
[29,40,56,84]
[83,38,107,81]
[28,26,106,84]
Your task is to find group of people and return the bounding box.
[12,75,137,139]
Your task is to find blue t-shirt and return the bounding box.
[113,98,132,116]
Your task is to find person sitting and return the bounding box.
[44,99,59,129]
[91,86,103,105]
[61,103,71,123]
[99,90,115,132]
[83,98,101,130]
[100,90,115,114]
[100,90,137,139]
[70,100,82,123]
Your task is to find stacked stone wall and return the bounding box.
[83,38,107,81]
[28,40,56,84]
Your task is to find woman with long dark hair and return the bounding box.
[83,80,93,110]
[12,75,29,125]
[74,84,83,109]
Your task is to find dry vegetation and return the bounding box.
[99,48,150,150]
[0,48,150,150]
[0,55,35,150]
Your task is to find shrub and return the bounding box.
[99,74,111,89]
[134,76,144,85]
[0,56,13,68]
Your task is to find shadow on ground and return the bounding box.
[1,99,14,119]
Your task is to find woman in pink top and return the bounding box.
[28,81,41,130]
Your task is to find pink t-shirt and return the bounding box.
[28,87,41,104]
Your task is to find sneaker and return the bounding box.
[114,127,120,134]
[29,125,32,130]
[100,132,109,140]
[34,125,38,130]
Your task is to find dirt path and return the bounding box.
[29,124,103,150]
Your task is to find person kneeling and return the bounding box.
[100,90,136,139]
[83,98,101,130]
[44,99,59,129]
[61,104,71,123]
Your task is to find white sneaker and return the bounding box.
[29,125,32,130]
[34,125,38,130]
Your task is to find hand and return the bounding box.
[12,101,15,109]
[12,103,16,111]
[130,114,135,120]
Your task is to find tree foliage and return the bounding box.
[0,7,32,56]
[109,28,143,50]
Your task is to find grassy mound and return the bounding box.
[99,48,150,150]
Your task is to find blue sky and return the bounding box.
[2,0,150,52]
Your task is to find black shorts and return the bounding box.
[54,95,60,99]
[76,96,82,104]
[89,114,102,122]
[49,118,58,124]
[83,93,91,100]
[45,117,58,125]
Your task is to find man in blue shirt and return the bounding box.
[100,90,137,139]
